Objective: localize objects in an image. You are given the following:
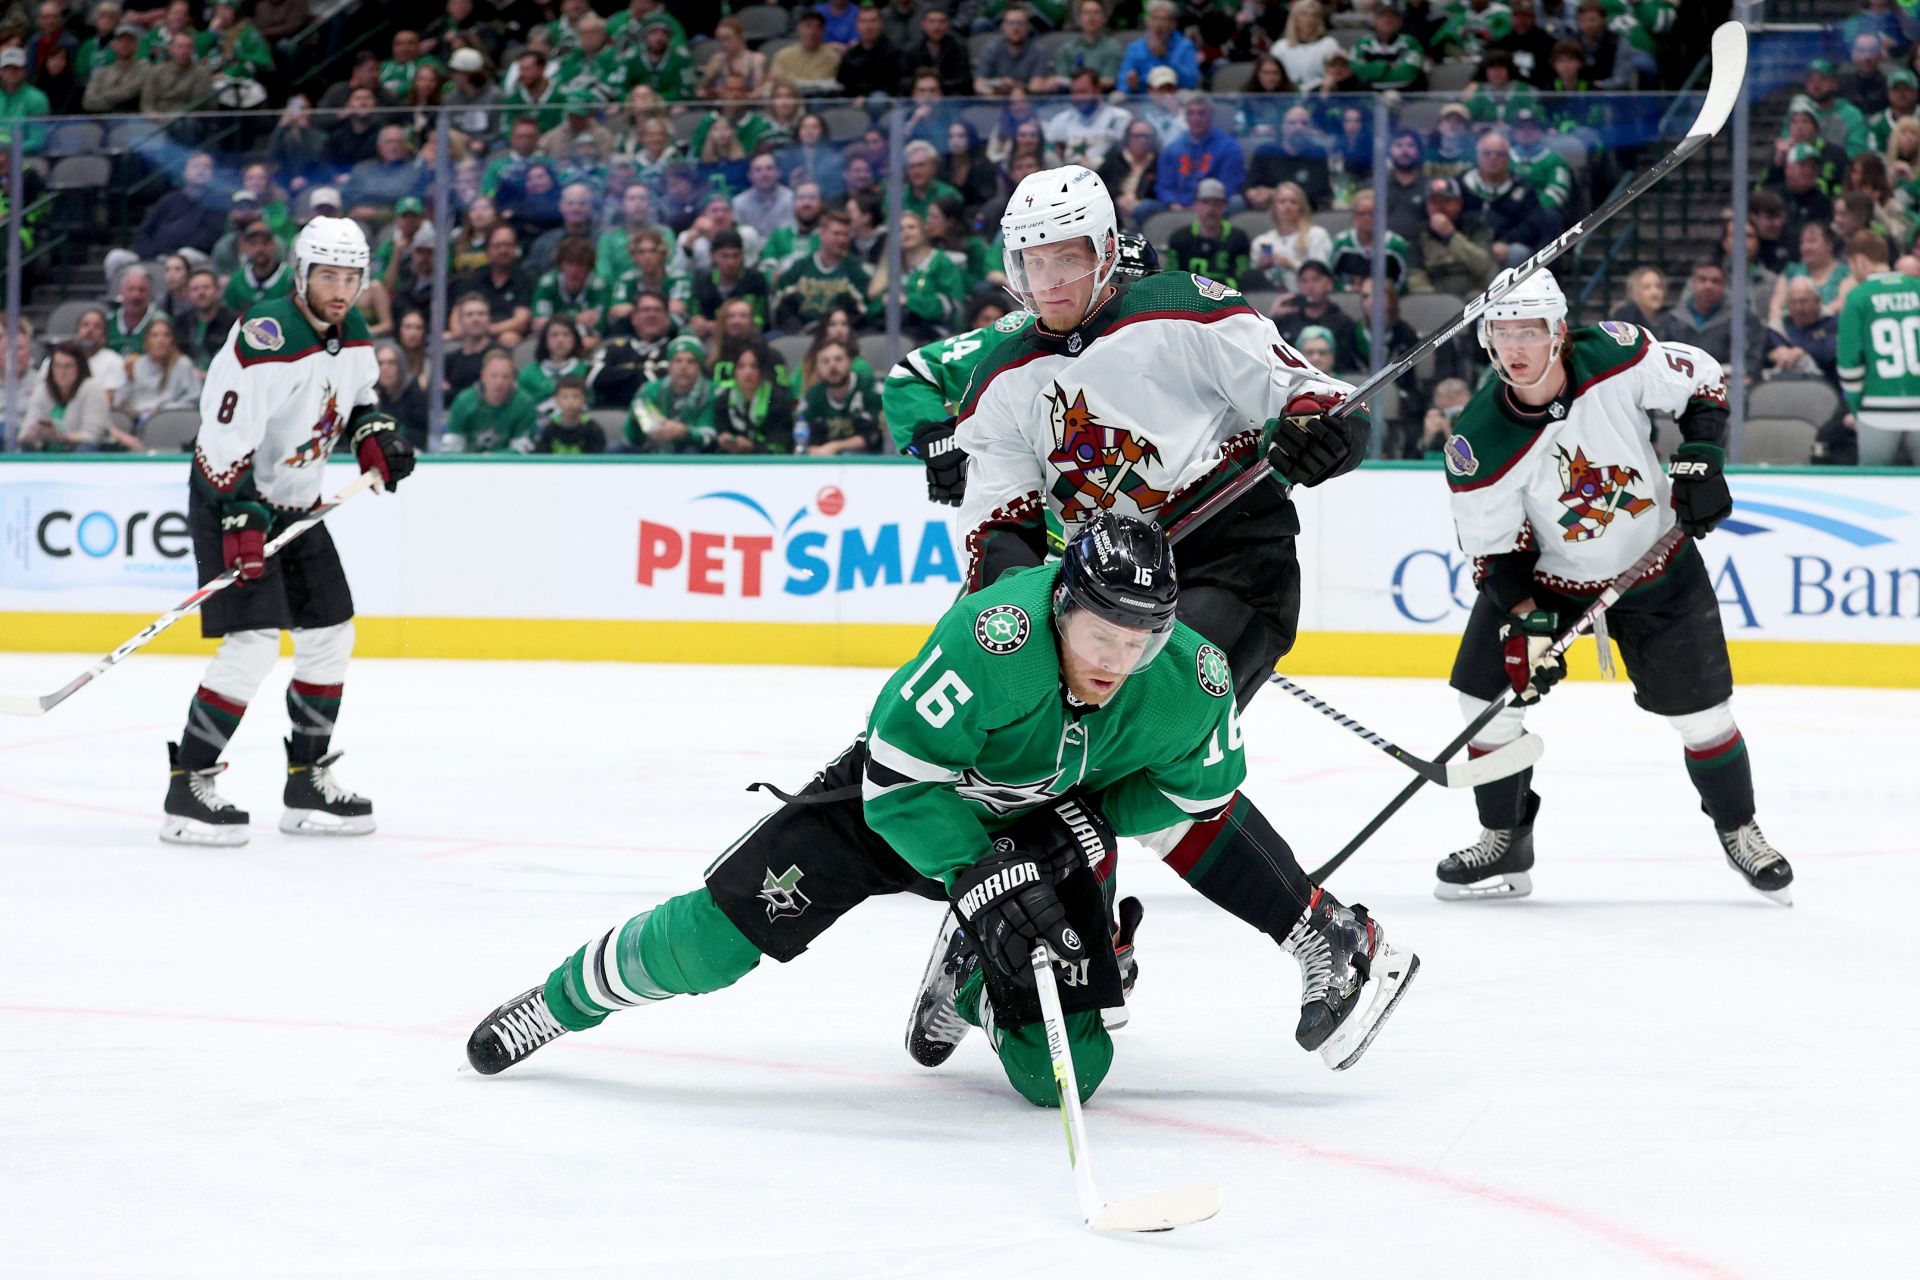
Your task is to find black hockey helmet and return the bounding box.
[1053,512,1178,675]
[1114,231,1160,283]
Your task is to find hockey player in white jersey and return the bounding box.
[1436,267,1794,904]
[160,217,415,847]
[906,164,1418,1073]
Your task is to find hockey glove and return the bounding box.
[219,501,271,582]
[906,418,967,506]
[351,414,416,492]
[1667,442,1730,539]
[952,838,1086,980]
[1264,391,1357,488]
[1501,609,1565,702]
[1005,791,1117,880]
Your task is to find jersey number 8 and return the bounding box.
[216,391,238,424]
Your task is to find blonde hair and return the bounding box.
[1282,0,1326,47]
[1272,180,1316,229]
[700,117,747,163]
[1626,265,1665,294]
[1887,116,1920,167]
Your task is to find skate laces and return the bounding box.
[492,995,566,1057]
[1450,827,1512,871]
[1284,899,1360,1004]
[186,763,238,812]
[1721,824,1783,873]
[308,752,363,805]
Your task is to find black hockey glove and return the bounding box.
[905,418,967,506]
[1005,791,1117,880]
[1501,609,1565,703]
[1667,442,1730,539]
[951,838,1087,980]
[352,413,416,492]
[1263,391,1358,488]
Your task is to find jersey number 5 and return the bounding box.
[901,644,973,728]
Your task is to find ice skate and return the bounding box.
[279,739,375,836]
[467,986,571,1075]
[905,913,981,1067]
[1282,888,1419,1071]
[1435,795,1538,900]
[159,741,250,847]
[1719,821,1793,906]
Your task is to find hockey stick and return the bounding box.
[1306,526,1688,882]
[1164,21,1748,548]
[1030,941,1221,1233]
[1268,673,1544,787]
[0,470,383,718]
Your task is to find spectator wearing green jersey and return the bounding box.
[0,47,50,155]
[532,238,614,341]
[553,15,628,103]
[608,0,687,55]
[626,334,716,452]
[687,229,772,340]
[534,376,607,454]
[1328,188,1419,294]
[519,315,593,419]
[626,15,699,101]
[1770,98,1848,198]
[1166,179,1255,290]
[1044,0,1126,93]
[1349,2,1427,90]
[1507,109,1574,223]
[925,195,998,294]
[1867,69,1917,157]
[772,209,871,334]
[224,222,295,312]
[443,348,541,453]
[380,29,443,101]
[866,211,967,341]
[502,49,564,135]
[713,343,797,453]
[1433,0,1512,62]
[797,339,885,455]
[1465,51,1539,126]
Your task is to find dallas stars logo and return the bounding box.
[758,865,811,921]
[954,768,1064,816]
[974,604,1030,654]
[1196,644,1232,698]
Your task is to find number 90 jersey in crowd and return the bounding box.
[1444,322,1726,598]
[861,562,1246,890]
[192,296,380,509]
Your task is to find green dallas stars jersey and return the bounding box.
[863,564,1246,888]
[1836,270,1920,432]
[884,311,1038,452]
[1509,142,1573,214]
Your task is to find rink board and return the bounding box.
[1,456,1916,686]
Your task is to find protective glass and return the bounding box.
[1053,600,1172,676]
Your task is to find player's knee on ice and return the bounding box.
[544,888,764,1032]
[991,1010,1114,1107]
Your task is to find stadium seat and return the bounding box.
[1211,62,1256,94]
[967,31,996,59]
[44,299,96,340]
[42,121,102,159]
[1317,209,1354,238]
[671,111,702,146]
[961,103,1002,136]
[1747,378,1842,431]
[858,332,899,373]
[1229,209,1271,238]
[819,106,872,142]
[1397,99,1449,135]
[770,332,814,367]
[733,4,791,44]
[758,36,797,61]
[1329,292,1364,323]
[1142,209,1189,248]
[102,119,165,158]
[139,409,201,451]
[1033,31,1076,65]
[1428,62,1479,93]
[1739,416,1817,465]
[588,408,628,443]
[512,336,538,366]
[46,153,110,193]
[1400,292,1465,335]
[1239,288,1278,315]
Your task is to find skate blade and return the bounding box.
[159,816,250,847]
[279,808,377,837]
[1320,949,1419,1072]
[1751,883,1793,907]
[1434,871,1532,901]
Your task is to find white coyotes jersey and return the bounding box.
[954,272,1350,576]
[194,298,379,509]
[1444,322,1725,594]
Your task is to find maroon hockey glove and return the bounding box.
[219,502,270,582]
[352,414,416,492]
[1501,609,1565,702]
[952,839,1087,981]
[1264,391,1357,488]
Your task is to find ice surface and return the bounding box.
[2,654,1914,1278]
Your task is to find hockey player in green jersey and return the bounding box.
[884,233,1157,506]
[1835,230,1920,467]
[161,218,415,847]
[1435,268,1793,904]
[466,516,1417,1100]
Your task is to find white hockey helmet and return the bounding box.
[293,215,371,305]
[1478,266,1568,389]
[1000,164,1119,324]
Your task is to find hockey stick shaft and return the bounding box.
[1032,941,1107,1226]
[1267,673,1541,787]
[1165,23,1747,549]
[0,470,383,718]
[1305,526,1688,882]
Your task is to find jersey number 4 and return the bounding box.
[902,644,973,728]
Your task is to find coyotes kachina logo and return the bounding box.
[282,386,343,468]
[1043,381,1168,520]
[1554,445,1653,542]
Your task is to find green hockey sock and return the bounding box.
[958,968,1114,1106]
[545,888,764,1032]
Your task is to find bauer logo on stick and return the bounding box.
[975,604,1031,654]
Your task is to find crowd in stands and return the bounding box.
[2,0,1915,464]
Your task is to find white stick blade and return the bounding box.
[0,693,49,717]
[1685,22,1748,140]
[1088,1182,1222,1233]
[1446,732,1545,787]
